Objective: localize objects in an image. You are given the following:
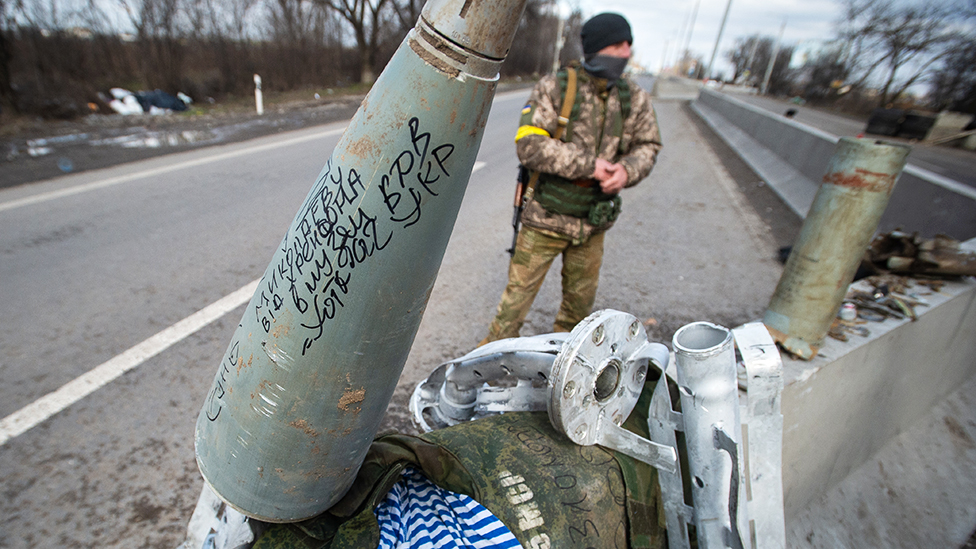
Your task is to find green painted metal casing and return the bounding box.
[764,137,910,359]
[194,0,527,522]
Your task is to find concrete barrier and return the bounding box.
[692,87,976,241]
[686,83,976,545]
[778,262,976,499]
[777,255,976,546]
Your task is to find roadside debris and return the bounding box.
[812,230,974,343]
[101,88,191,115]
[828,273,945,341]
[866,231,976,277]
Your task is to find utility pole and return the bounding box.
[761,19,786,95]
[682,0,701,67]
[661,39,669,74]
[551,2,566,73]
[705,0,732,80]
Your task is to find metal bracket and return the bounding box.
[409,333,568,432]
[411,311,677,471]
[648,321,785,549]
[547,310,677,473]
[734,322,786,549]
[408,314,786,549]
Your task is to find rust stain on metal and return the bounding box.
[347,135,377,159]
[271,321,289,339]
[822,168,895,193]
[238,353,252,374]
[419,26,467,64]
[289,419,319,437]
[409,37,460,78]
[337,387,366,412]
[251,379,269,400]
[302,462,331,480]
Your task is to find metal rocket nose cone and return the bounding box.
[421,0,527,60]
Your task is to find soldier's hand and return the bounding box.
[592,158,615,182]
[600,163,628,194]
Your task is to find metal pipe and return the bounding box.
[763,137,910,359]
[194,0,528,523]
[673,322,745,549]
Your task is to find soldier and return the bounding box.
[482,12,663,344]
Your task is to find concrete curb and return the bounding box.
[691,88,976,240]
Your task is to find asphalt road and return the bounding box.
[0,76,793,547]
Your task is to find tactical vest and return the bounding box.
[529,67,632,228]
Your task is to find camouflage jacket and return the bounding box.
[517,68,663,240]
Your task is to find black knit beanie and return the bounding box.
[580,13,633,55]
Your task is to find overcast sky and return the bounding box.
[575,0,843,76]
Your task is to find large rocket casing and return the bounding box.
[194,0,527,522]
[763,137,910,359]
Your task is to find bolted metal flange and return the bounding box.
[547,310,678,473]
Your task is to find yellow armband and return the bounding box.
[515,125,550,143]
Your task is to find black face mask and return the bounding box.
[582,54,629,84]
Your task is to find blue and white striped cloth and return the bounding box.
[374,466,521,549]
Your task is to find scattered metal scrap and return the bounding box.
[410,312,788,549]
[828,274,939,341]
[821,231,974,344]
[866,231,976,277]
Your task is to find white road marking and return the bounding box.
[0,278,260,447]
[0,160,489,447]
[0,126,347,214]
[0,112,494,447]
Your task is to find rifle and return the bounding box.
[505,66,577,256]
[507,165,532,256]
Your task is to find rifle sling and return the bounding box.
[525,67,577,200]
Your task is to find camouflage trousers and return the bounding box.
[485,225,605,342]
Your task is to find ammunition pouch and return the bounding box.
[588,195,622,227]
[533,173,622,231]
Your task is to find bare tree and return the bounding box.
[837,0,956,106]
[180,0,259,96]
[800,44,851,103]
[555,8,583,68]
[389,0,421,33]
[925,0,976,112]
[726,35,794,92]
[314,0,391,83]
[0,0,15,113]
[727,35,766,84]
[116,0,187,91]
[264,0,343,89]
[503,0,558,76]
